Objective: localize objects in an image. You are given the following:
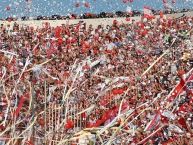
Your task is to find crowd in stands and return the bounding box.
[1,8,191,21]
[0,12,193,145]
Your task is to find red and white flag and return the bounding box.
[144,110,161,131]
[167,69,193,102]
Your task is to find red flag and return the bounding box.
[178,117,188,129]
[81,112,86,119]
[65,119,74,129]
[168,69,193,102]
[14,96,26,118]
[167,78,185,102]
[14,93,29,118]
[112,88,125,95]
[88,102,129,128]
[55,26,61,38]
[144,110,161,131]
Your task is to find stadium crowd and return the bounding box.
[2,8,191,21]
[0,13,193,145]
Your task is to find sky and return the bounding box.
[0,0,192,18]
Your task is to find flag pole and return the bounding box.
[52,103,54,137]
[44,81,47,144]
[31,80,35,144]
[54,103,57,143]
[48,103,51,140]
[77,104,79,131]
[80,104,82,130]
[73,104,76,132]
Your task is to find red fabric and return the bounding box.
[55,27,62,38]
[0,125,5,130]
[161,115,169,124]
[168,78,185,102]
[145,110,161,131]
[14,96,26,118]
[88,102,129,128]
[99,87,127,106]
[112,88,125,95]
[82,41,90,53]
[65,119,74,129]
[178,117,188,130]
[81,112,86,119]
[14,93,29,118]
[57,37,63,45]
[178,103,188,113]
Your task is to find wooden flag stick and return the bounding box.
[48,103,50,137]
[55,103,57,133]
[73,104,76,132]
[77,104,95,115]
[0,66,6,82]
[0,50,18,56]
[26,58,53,72]
[12,56,30,95]
[141,49,169,77]
[2,84,10,126]
[56,101,68,131]
[63,63,83,102]
[79,104,82,130]
[44,81,47,144]
[58,104,61,132]
[52,103,54,134]
[77,104,79,130]
[7,116,38,145]
[27,81,33,112]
